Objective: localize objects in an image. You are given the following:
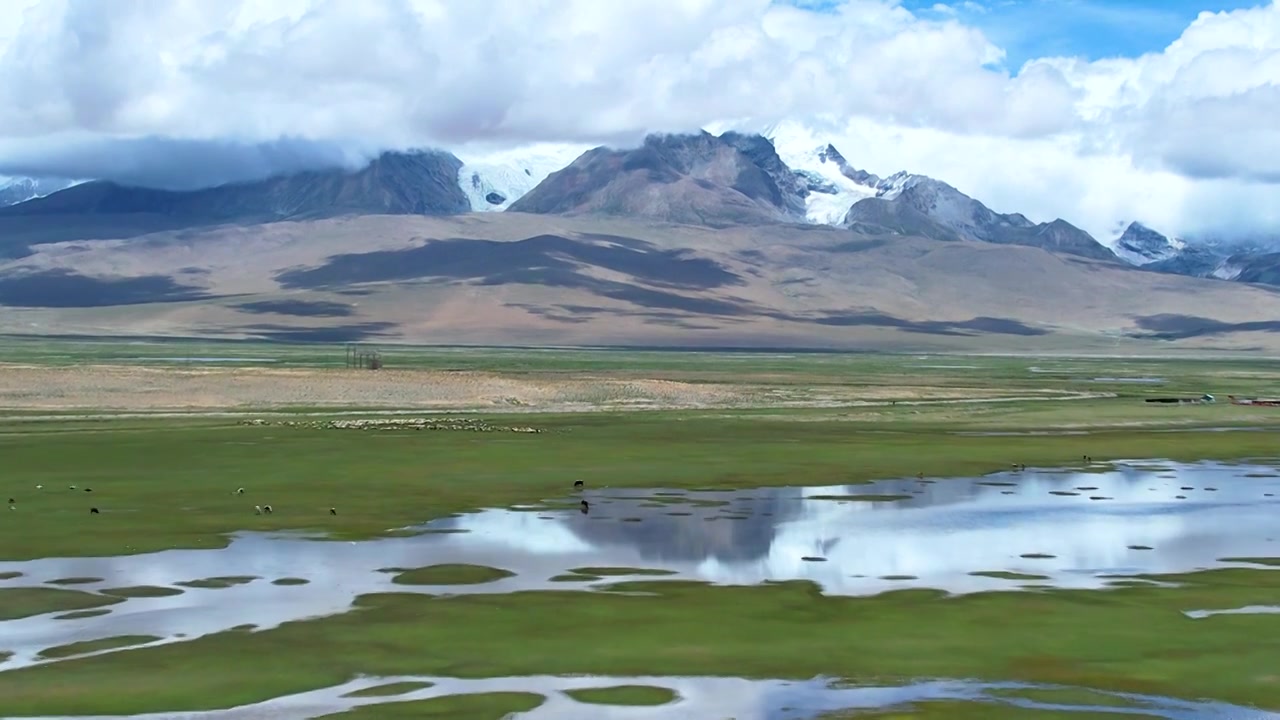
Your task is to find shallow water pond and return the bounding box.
[17,675,1280,720]
[0,460,1277,669]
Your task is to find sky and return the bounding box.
[0,0,1277,240]
[906,0,1265,67]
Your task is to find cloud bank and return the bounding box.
[0,0,1276,239]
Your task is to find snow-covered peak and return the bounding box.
[0,176,78,207]
[873,171,931,201]
[455,143,589,212]
[762,123,882,225]
[1112,221,1185,266]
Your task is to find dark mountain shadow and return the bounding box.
[235,300,354,317]
[0,270,213,307]
[1128,314,1280,340]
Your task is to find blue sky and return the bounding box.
[787,0,1269,68]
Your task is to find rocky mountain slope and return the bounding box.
[0,151,468,222]
[506,131,812,227]
[841,172,1116,261]
[507,130,1115,260]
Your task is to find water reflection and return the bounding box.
[1186,605,1280,620]
[1,460,1278,669]
[20,675,1280,720]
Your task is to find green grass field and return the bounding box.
[2,341,1280,718]
[3,334,1279,395]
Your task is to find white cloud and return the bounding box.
[0,0,1276,239]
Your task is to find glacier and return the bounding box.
[456,144,590,212]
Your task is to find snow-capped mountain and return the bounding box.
[1110,222,1185,266]
[1116,223,1280,285]
[2,128,1117,260]
[763,121,880,224]
[0,177,78,207]
[13,123,1280,290]
[835,168,1117,261]
[455,144,590,212]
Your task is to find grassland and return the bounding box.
[315,692,546,719]
[1,340,1280,717]
[390,565,516,586]
[0,588,121,621]
[563,684,677,705]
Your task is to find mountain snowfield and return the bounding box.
[455,143,590,212]
[761,121,881,224]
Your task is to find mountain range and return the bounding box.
[3,129,1265,277]
[2,127,1279,351]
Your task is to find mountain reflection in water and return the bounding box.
[0,460,1277,669]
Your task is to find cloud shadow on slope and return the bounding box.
[510,302,1047,337]
[0,270,214,307]
[275,233,1047,336]
[510,303,749,330]
[0,216,239,261]
[1128,314,1280,340]
[811,313,1048,337]
[0,230,1033,338]
[275,234,743,293]
[235,299,355,317]
[235,323,398,343]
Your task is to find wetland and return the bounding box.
[5,347,1280,717]
[15,675,1280,719]
[2,460,1278,671]
[1,460,1279,716]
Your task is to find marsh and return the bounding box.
[1,460,1277,672]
